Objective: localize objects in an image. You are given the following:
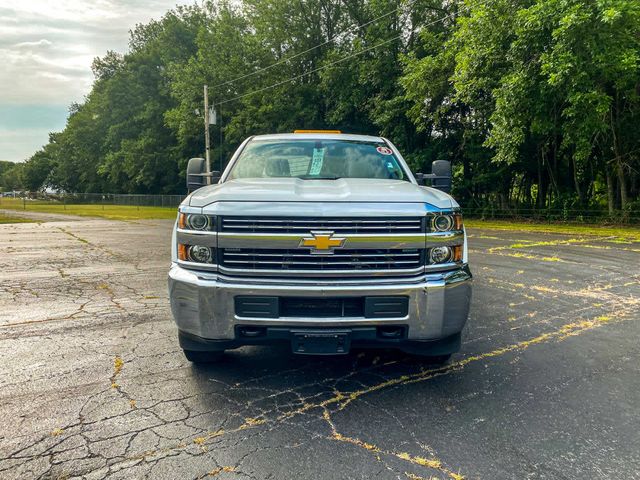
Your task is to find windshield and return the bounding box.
[227,139,409,181]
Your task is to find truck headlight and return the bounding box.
[189,245,213,263]
[430,246,452,263]
[178,213,216,231]
[178,244,216,264]
[431,212,463,232]
[429,245,463,264]
[434,215,453,231]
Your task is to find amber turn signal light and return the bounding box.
[453,245,463,262]
[453,213,463,230]
[178,243,188,261]
[178,213,187,229]
[293,129,341,134]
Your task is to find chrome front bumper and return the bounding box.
[168,264,472,342]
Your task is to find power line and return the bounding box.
[210,0,426,90]
[216,34,400,106]
[215,0,482,107]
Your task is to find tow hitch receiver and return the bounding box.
[292,330,350,355]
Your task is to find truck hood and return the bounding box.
[189,178,456,209]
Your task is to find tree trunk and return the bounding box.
[552,138,559,198]
[572,157,584,206]
[610,97,627,212]
[537,151,546,209]
[462,155,471,204]
[617,159,628,211]
[606,167,615,215]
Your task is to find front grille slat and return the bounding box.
[225,225,418,230]
[221,248,424,271]
[224,260,419,266]
[223,219,420,224]
[221,216,423,234]
[224,252,420,258]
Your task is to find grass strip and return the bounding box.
[0,214,35,224]
[0,201,176,221]
[466,219,640,242]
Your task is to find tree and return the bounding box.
[22,149,55,191]
[0,161,24,192]
[20,0,640,213]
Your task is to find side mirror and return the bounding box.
[430,160,452,193]
[415,160,452,193]
[186,157,221,192]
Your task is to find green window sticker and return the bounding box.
[309,148,325,175]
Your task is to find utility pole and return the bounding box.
[203,85,211,183]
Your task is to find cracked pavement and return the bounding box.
[1,217,639,479]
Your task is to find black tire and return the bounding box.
[183,349,224,363]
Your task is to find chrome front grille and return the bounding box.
[220,217,424,234]
[221,248,424,271]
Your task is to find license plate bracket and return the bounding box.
[291,330,350,355]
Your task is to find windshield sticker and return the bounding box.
[309,148,325,175]
[377,146,393,155]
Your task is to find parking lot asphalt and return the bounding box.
[0,216,639,480]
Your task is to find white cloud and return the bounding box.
[0,0,190,106]
[0,0,194,161]
[13,39,53,48]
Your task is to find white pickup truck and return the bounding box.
[169,131,472,363]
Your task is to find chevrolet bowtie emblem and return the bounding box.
[299,231,346,254]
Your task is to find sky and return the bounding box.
[0,0,192,162]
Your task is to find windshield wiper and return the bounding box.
[297,175,341,180]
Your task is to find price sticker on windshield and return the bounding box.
[309,148,325,175]
[376,146,393,155]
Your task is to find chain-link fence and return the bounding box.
[1,191,638,225]
[0,192,185,210]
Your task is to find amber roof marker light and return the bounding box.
[293,129,342,134]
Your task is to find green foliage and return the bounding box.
[10,0,639,211]
[22,150,54,191]
[437,0,640,208]
[0,161,24,192]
